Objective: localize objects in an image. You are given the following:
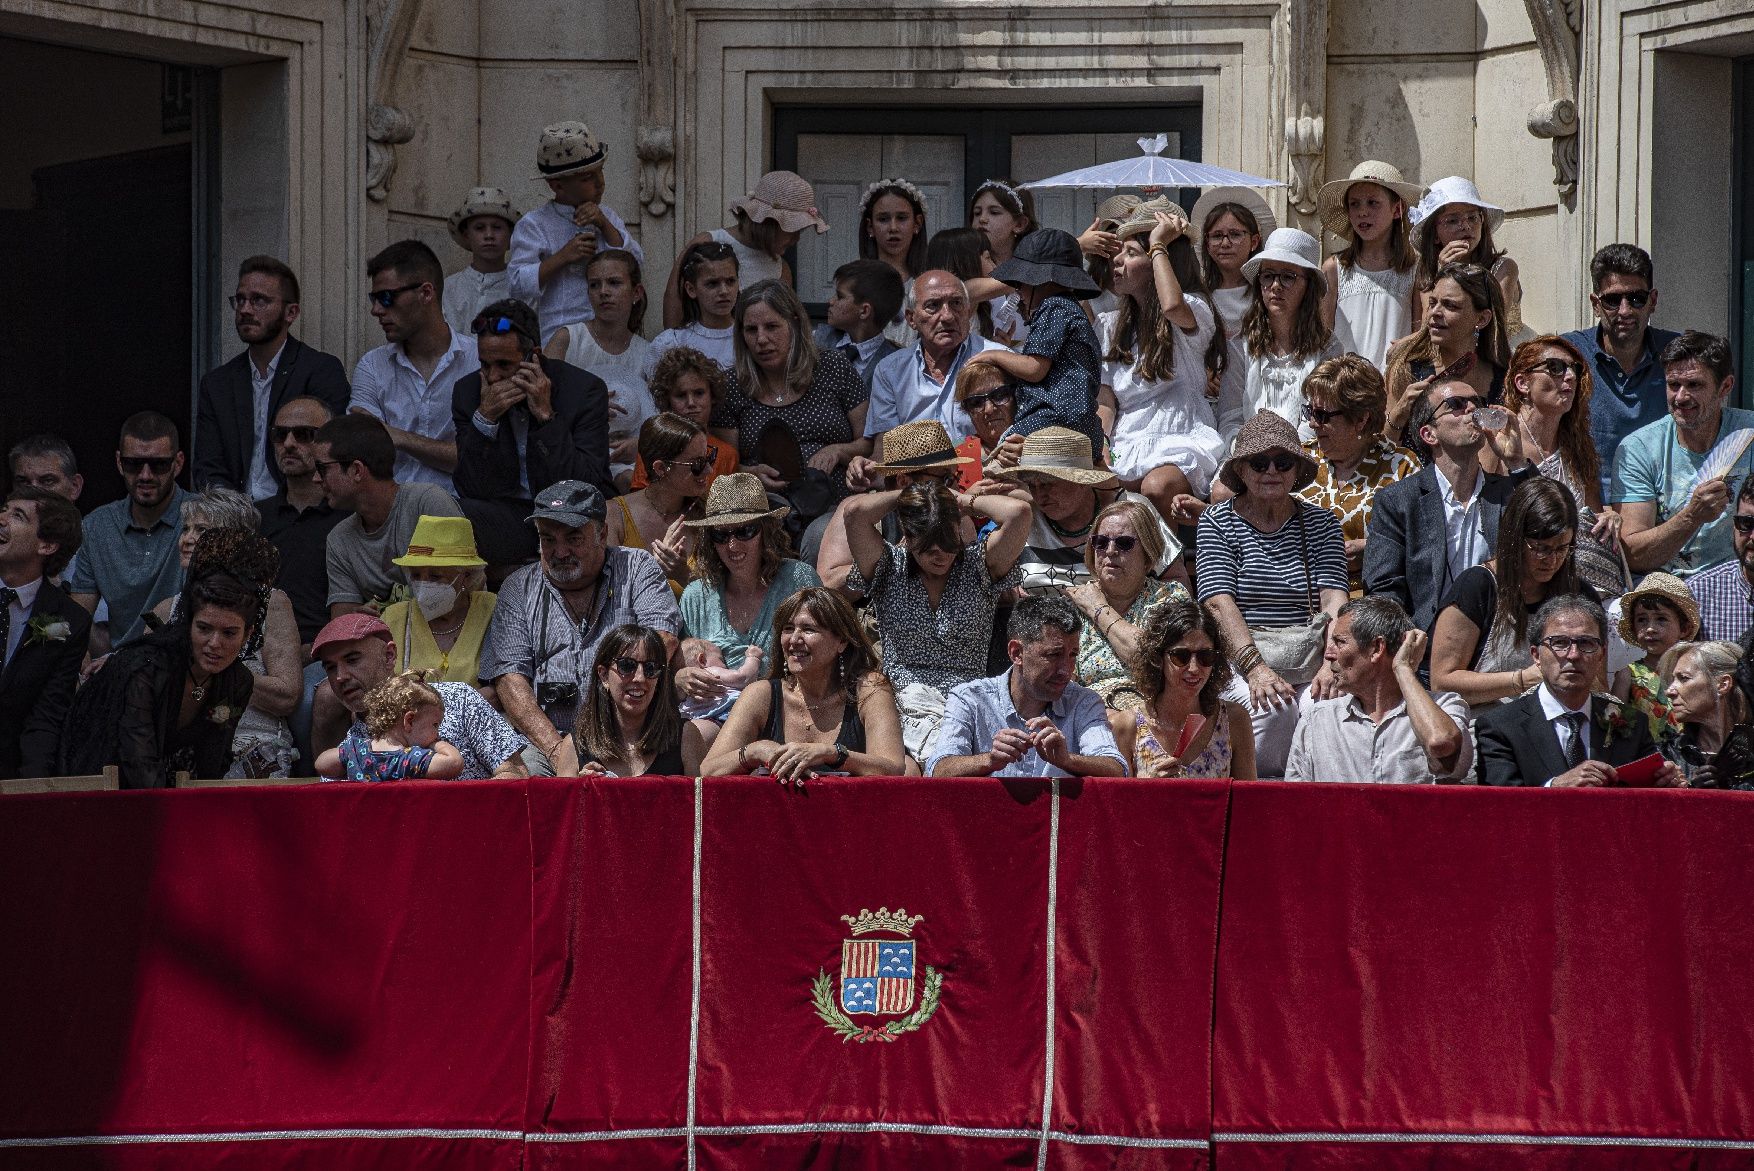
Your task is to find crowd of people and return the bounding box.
[5,119,1752,790]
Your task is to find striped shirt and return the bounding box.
[1686,559,1754,645]
[1196,499,1349,626]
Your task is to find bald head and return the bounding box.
[908,269,972,358]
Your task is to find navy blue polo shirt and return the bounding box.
[1563,324,1681,498]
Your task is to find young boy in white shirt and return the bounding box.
[442,187,519,337]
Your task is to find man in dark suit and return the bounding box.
[1363,379,1535,634]
[1477,594,1683,787]
[0,486,91,778]
[452,298,610,566]
[194,256,350,496]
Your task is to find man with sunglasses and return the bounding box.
[1285,598,1472,784]
[1476,595,1680,787]
[1613,331,1750,578]
[194,255,349,497]
[452,298,612,567]
[255,396,346,649]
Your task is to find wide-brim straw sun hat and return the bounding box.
[1617,572,1702,644]
[532,121,606,180]
[448,186,521,250]
[1094,193,1144,225]
[392,515,487,568]
[989,228,1102,299]
[1316,161,1424,241]
[682,471,790,528]
[1218,411,1319,494]
[1113,197,1189,241]
[1409,175,1504,233]
[729,170,829,235]
[1239,227,1326,295]
[870,420,976,475]
[1191,186,1278,244]
[995,426,1118,487]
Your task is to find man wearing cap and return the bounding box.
[480,480,681,768]
[351,239,479,490]
[508,120,644,343]
[195,255,350,497]
[452,298,612,566]
[311,612,528,780]
[863,270,1005,446]
[443,186,520,337]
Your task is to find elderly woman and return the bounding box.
[1195,412,1349,777]
[631,347,740,489]
[702,586,906,782]
[379,515,496,688]
[551,624,705,777]
[1296,354,1420,590]
[1069,500,1192,710]
[1430,477,1600,712]
[1662,640,1753,787]
[953,362,1019,479]
[63,530,274,787]
[711,280,870,514]
[1384,262,1511,442]
[609,412,717,591]
[1110,597,1256,779]
[844,479,1031,763]
[148,487,301,778]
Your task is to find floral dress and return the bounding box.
[337,731,437,782]
[1132,707,1234,778]
[1297,437,1421,592]
[1075,578,1189,710]
[1625,661,1681,743]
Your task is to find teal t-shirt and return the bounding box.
[1609,406,1754,577]
[679,558,821,669]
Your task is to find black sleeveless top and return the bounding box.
[571,730,686,776]
[761,678,867,751]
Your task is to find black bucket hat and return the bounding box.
[989,228,1102,300]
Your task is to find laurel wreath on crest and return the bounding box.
[812,966,944,1043]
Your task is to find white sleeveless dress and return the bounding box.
[1098,299,1227,495]
[1332,262,1415,371]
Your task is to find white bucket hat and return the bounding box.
[1191,186,1278,245]
[1240,227,1326,295]
[1316,161,1423,240]
[1409,176,1504,232]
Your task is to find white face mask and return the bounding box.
[410,580,459,621]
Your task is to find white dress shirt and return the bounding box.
[1435,464,1489,592]
[349,327,479,491]
[1536,682,1595,768]
[442,266,512,338]
[246,340,287,500]
[1,576,43,667]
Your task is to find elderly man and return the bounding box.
[1476,595,1681,788]
[1614,331,1751,577]
[1285,598,1472,784]
[928,594,1128,778]
[863,269,1007,445]
[310,612,527,779]
[480,480,681,769]
[1687,477,1754,644]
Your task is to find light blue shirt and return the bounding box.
[926,669,1126,778]
[1609,406,1754,577]
[865,333,1006,443]
[349,328,478,492]
[679,558,820,670]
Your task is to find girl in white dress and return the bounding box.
[1192,187,1276,446]
[660,170,827,328]
[1237,228,1343,439]
[545,249,654,490]
[1316,161,1422,371]
[1410,176,1529,346]
[645,240,740,378]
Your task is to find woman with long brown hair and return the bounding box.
[607,412,715,592]
[1237,227,1342,436]
[1110,596,1256,779]
[1383,262,1511,443]
[553,624,704,776]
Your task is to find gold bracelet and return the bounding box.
[1148,245,1169,259]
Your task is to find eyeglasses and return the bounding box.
[119,456,175,475]
[962,388,1015,412]
[1436,210,1483,231]
[609,657,664,680]
[1531,357,1586,380]
[1597,290,1651,311]
[1732,515,1754,533]
[1091,534,1137,553]
[368,282,424,309]
[709,522,762,544]
[270,425,318,445]
[1539,635,1604,657]
[1246,452,1297,474]
[1205,230,1250,245]
[472,314,539,347]
[668,446,719,477]
[312,459,347,477]
[1302,405,1348,426]
[1435,394,1484,416]
[1257,270,1305,288]
[1526,537,1575,562]
[228,293,280,311]
[1166,647,1218,668]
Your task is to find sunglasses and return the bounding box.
[609,657,665,680]
[119,456,175,475]
[1531,357,1586,380]
[473,314,539,347]
[1732,515,1754,533]
[270,425,318,445]
[667,446,719,477]
[1246,452,1297,474]
[368,282,423,309]
[1598,290,1651,311]
[1166,647,1218,668]
[1302,405,1348,426]
[1539,635,1604,657]
[1435,394,1484,416]
[1091,534,1137,553]
[962,388,1015,411]
[709,522,762,544]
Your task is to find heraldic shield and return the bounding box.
[840,938,915,1015]
[813,907,944,1043]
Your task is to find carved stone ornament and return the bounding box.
[636,127,676,218]
[636,0,677,218]
[1285,104,1326,222]
[1281,0,1329,230]
[1524,0,1581,202]
[365,0,424,203]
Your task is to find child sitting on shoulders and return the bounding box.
[318,671,466,782]
[962,227,1106,461]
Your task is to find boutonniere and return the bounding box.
[207,704,237,725]
[25,615,71,646]
[1596,693,1635,747]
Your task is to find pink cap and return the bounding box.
[311,612,392,656]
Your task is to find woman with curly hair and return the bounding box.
[60,528,276,787]
[1110,597,1255,778]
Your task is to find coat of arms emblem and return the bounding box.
[812,907,944,1043]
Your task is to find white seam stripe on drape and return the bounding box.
[1036,781,1061,1171]
[686,773,704,1170]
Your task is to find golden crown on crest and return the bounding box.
[840,907,925,937]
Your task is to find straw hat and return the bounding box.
[392,515,487,569]
[1408,176,1504,233]
[1218,412,1318,494]
[1113,197,1189,242]
[729,171,829,235]
[995,427,1117,487]
[1240,227,1326,296]
[1316,161,1424,241]
[870,421,976,476]
[532,121,606,179]
[1191,186,1278,244]
[682,472,789,528]
[447,186,520,250]
[990,229,1102,299]
[1617,573,1701,645]
[1094,193,1144,224]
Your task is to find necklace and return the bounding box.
[1045,509,1094,539]
[188,670,209,703]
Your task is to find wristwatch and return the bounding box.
[830,743,849,770]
